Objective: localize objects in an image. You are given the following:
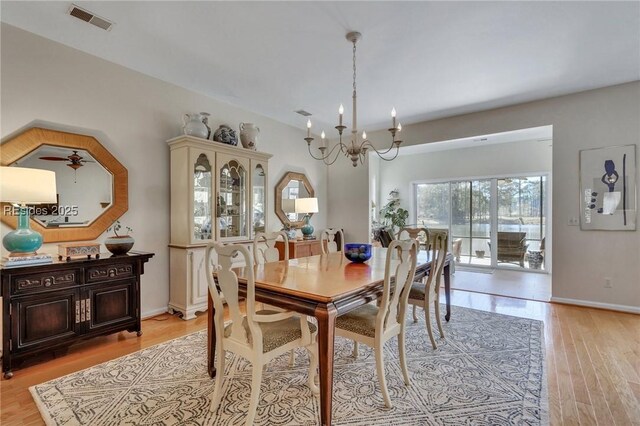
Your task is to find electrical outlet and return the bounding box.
[568,217,579,226]
[604,277,613,288]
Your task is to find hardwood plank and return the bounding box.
[552,306,581,424]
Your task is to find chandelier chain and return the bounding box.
[352,40,357,96]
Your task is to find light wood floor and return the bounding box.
[1,290,638,425]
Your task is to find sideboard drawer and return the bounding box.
[86,263,135,283]
[12,269,80,294]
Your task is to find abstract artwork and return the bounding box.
[580,144,637,230]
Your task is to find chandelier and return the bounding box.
[304,31,403,167]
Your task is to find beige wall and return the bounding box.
[330,82,640,312]
[1,24,328,317]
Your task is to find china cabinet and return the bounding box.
[167,135,271,319]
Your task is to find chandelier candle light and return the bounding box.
[305,31,403,167]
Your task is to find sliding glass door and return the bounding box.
[415,175,547,271]
[450,180,492,266]
[496,176,546,269]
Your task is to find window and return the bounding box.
[415,175,547,270]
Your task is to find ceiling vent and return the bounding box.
[68,4,114,31]
[295,110,312,117]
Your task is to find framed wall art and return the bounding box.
[579,144,636,230]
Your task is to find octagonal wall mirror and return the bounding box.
[275,171,315,229]
[0,127,128,242]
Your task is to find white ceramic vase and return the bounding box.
[183,113,209,138]
[239,122,259,150]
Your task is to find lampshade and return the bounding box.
[282,199,296,213]
[0,167,57,204]
[294,197,319,214]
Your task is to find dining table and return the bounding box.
[207,247,452,426]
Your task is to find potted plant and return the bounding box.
[379,190,409,235]
[105,220,135,255]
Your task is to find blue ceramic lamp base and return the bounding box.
[2,206,43,256]
[301,215,315,240]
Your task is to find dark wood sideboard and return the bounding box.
[1,251,154,378]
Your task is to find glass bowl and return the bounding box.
[344,243,372,263]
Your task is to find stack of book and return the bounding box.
[2,253,53,268]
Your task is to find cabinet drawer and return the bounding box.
[12,269,80,294]
[86,263,135,283]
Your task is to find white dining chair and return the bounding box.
[398,226,430,251]
[253,231,289,264]
[407,230,448,349]
[253,231,300,366]
[320,228,344,254]
[206,242,318,425]
[335,239,418,408]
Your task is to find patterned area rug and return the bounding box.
[31,306,547,425]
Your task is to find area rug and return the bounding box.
[30,306,547,425]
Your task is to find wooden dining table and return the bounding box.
[207,247,452,426]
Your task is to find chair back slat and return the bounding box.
[425,231,448,296]
[399,227,430,251]
[377,239,418,331]
[206,243,261,348]
[320,228,344,254]
[254,231,289,264]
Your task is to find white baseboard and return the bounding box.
[141,307,169,319]
[550,297,640,314]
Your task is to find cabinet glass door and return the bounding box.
[252,163,266,237]
[193,153,213,241]
[218,158,248,239]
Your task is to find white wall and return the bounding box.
[378,138,553,225]
[329,81,640,312]
[1,24,328,317]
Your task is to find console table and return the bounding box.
[275,239,323,260]
[1,251,154,378]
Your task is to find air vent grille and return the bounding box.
[69,6,92,22]
[295,110,312,117]
[68,4,114,31]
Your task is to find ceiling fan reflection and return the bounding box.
[39,150,95,182]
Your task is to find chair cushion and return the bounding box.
[408,282,427,300]
[224,310,317,353]
[335,304,379,338]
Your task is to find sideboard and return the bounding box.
[275,239,323,260]
[1,251,154,378]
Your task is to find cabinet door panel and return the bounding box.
[310,241,322,256]
[296,244,311,258]
[189,248,209,306]
[13,290,81,351]
[85,280,136,333]
[216,154,250,241]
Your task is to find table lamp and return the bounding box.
[295,197,318,240]
[1,167,57,256]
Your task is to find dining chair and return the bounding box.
[407,231,448,349]
[206,242,319,425]
[320,228,344,254]
[335,239,418,408]
[398,226,430,251]
[253,231,289,264]
[253,231,299,365]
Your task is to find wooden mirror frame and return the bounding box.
[275,171,315,229]
[0,127,128,243]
